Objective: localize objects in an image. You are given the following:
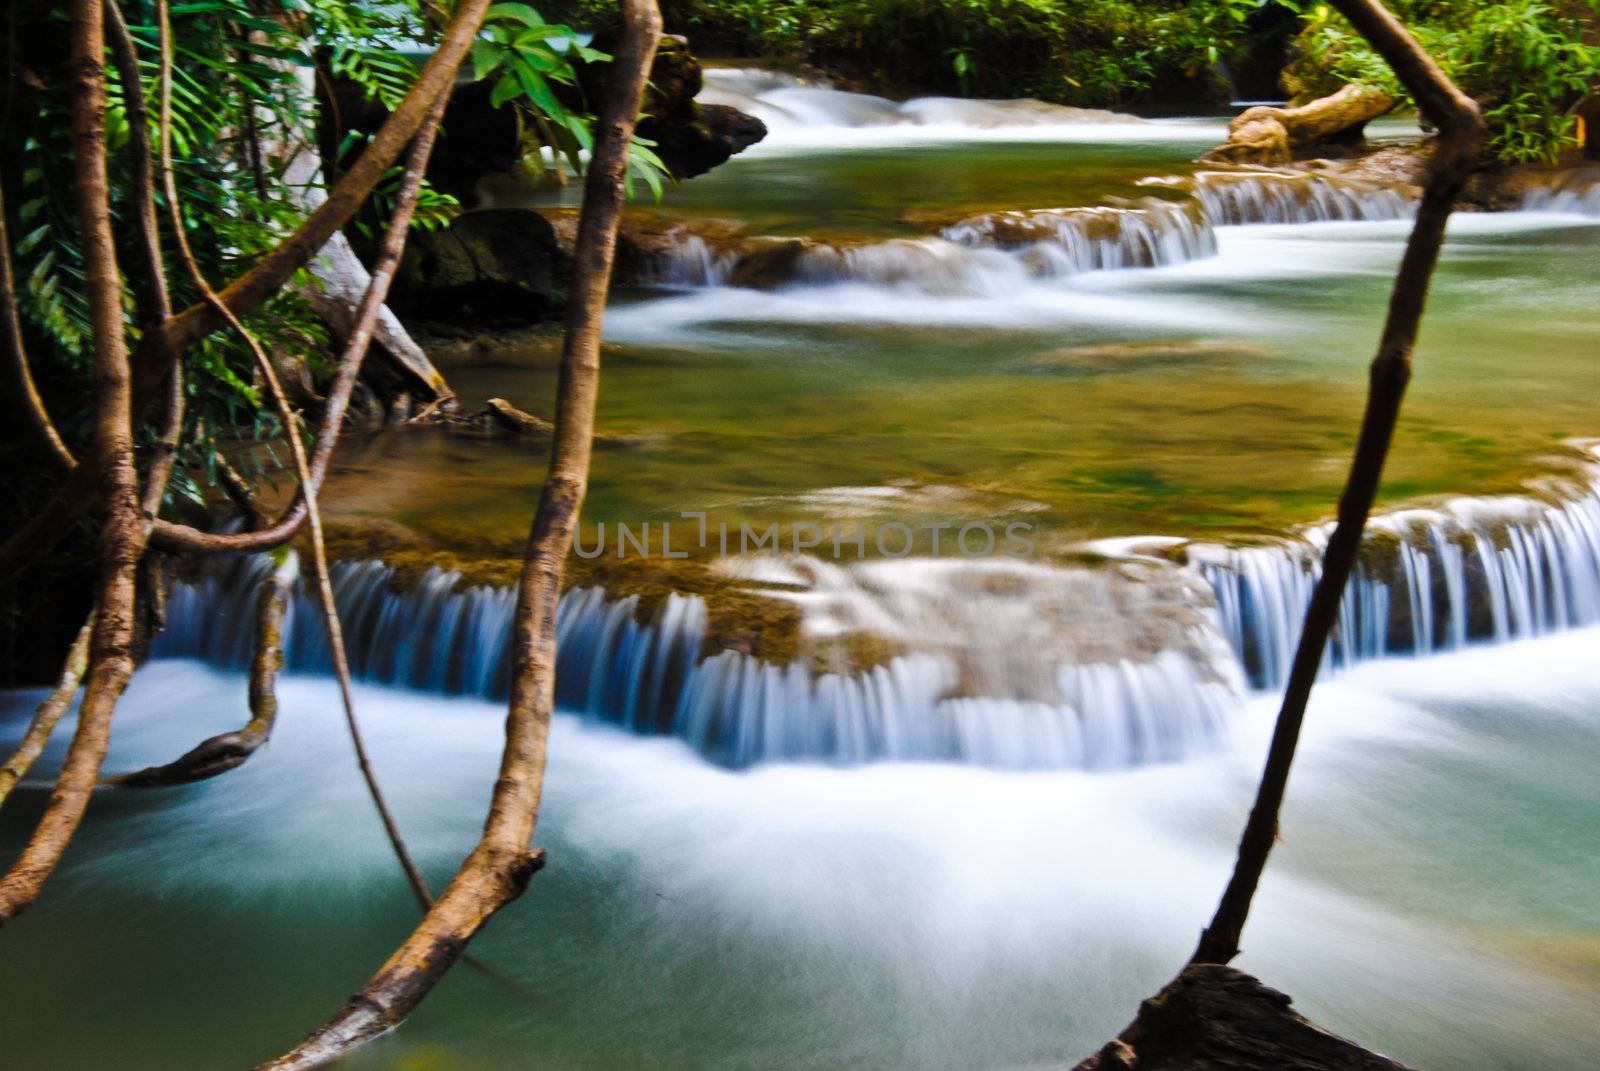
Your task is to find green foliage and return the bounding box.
[468,2,670,198]
[560,0,1279,107]
[1289,0,1600,164]
[5,0,664,522]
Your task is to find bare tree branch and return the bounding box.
[0,617,93,810]
[147,0,436,914]
[149,82,455,557]
[106,0,184,523]
[104,557,292,786]
[0,181,74,472]
[0,0,492,574]
[254,4,664,1065]
[1191,0,1485,968]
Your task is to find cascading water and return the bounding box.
[157,450,1600,770]
[641,174,1434,294]
[941,201,1217,275]
[1184,169,1416,225]
[1520,170,1600,216]
[157,555,1240,771]
[1195,450,1600,689]
[696,67,1150,132]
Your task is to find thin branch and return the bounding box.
[0,617,93,811]
[0,180,75,472]
[104,0,173,327]
[153,0,494,360]
[1190,0,1484,967]
[106,0,184,522]
[215,454,268,529]
[0,0,148,924]
[104,556,292,786]
[148,0,434,912]
[255,3,664,1065]
[149,82,455,557]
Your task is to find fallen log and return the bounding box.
[1203,84,1396,165]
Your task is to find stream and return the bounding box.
[3,71,1599,1068]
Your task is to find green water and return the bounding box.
[324,135,1600,555]
[517,136,1207,235]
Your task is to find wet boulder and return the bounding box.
[390,209,567,328]
[726,237,818,289]
[581,32,767,179]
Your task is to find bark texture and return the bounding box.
[104,557,293,787]
[254,3,664,1067]
[0,0,146,924]
[1203,84,1397,165]
[1073,965,1415,1071]
[0,619,93,809]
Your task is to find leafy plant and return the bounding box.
[469,2,671,196]
[1288,0,1599,163]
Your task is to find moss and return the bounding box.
[808,630,909,677]
[318,519,812,665]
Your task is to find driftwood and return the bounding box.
[1074,965,1414,1071]
[480,397,555,435]
[1203,84,1396,165]
[104,557,293,787]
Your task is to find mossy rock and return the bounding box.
[390,209,567,328]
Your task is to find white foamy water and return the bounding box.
[3,630,1597,1068]
[611,205,1600,344]
[699,68,1227,151]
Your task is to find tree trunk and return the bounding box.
[1074,965,1415,1071]
[0,0,147,925]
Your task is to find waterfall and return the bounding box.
[640,174,1438,296]
[157,555,1240,771]
[942,201,1217,274]
[1194,457,1600,689]
[646,234,737,288]
[1520,172,1600,217]
[1187,169,1416,225]
[697,67,1151,132]
[157,452,1600,770]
